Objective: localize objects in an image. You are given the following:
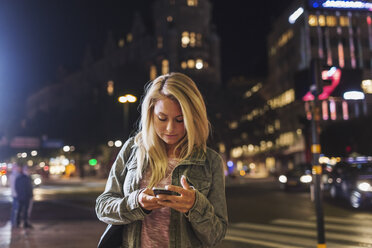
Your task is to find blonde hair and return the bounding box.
[134,72,210,188]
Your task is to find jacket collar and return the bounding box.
[178,147,206,166]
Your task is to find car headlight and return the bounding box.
[300,175,312,183]
[279,175,287,183]
[34,178,42,186]
[357,182,372,192]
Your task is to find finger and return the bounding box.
[180,175,190,190]
[143,188,155,196]
[156,194,179,202]
[165,185,187,195]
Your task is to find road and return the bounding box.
[0,177,371,247]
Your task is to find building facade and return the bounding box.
[229,0,372,176]
[24,0,221,150]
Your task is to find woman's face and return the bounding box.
[153,97,186,152]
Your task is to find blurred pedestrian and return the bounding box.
[15,166,33,228]
[96,72,228,247]
[9,164,22,228]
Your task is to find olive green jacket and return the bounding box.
[96,138,228,248]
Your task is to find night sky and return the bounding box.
[0,0,293,130]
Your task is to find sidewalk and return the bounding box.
[0,176,108,248]
[0,220,107,248]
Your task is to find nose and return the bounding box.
[166,120,175,132]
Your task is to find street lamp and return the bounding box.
[118,94,137,138]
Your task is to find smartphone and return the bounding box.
[153,187,180,196]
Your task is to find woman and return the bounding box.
[96,72,227,248]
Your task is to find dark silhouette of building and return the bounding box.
[25,0,222,150]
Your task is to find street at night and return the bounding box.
[1,177,371,247]
[1,0,372,247]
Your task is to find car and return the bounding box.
[327,157,372,209]
[278,163,313,190]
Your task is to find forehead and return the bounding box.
[154,97,182,115]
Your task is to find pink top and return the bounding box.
[139,158,178,248]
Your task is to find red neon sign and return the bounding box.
[302,67,342,101]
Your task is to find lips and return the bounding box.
[164,134,177,138]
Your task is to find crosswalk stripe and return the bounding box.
[227,227,359,248]
[227,228,316,248]
[230,222,372,244]
[272,218,372,235]
[225,234,301,248]
[351,213,372,221]
[310,216,372,226]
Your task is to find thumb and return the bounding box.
[180,175,190,189]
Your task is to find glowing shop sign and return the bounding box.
[312,0,372,10]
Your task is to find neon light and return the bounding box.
[343,91,365,100]
[289,7,304,24]
[303,67,342,101]
[322,0,372,10]
[319,68,342,100]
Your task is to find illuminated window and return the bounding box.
[309,15,318,26]
[338,40,345,68]
[274,120,280,130]
[157,36,163,49]
[162,59,169,75]
[187,59,195,68]
[196,33,202,47]
[118,39,125,48]
[187,0,198,6]
[267,89,295,109]
[340,16,349,26]
[195,59,203,69]
[326,16,337,26]
[190,32,196,47]
[318,15,326,26]
[277,29,293,48]
[181,31,201,48]
[107,80,114,96]
[322,100,329,120]
[127,33,133,43]
[150,65,157,80]
[330,100,337,120]
[342,101,349,120]
[181,31,190,48]
[362,79,372,93]
[181,61,187,69]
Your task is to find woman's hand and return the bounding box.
[138,188,162,211]
[156,175,196,213]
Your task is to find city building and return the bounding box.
[23,0,221,151]
[229,0,372,176]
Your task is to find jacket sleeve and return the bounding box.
[185,152,228,247]
[95,138,148,225]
